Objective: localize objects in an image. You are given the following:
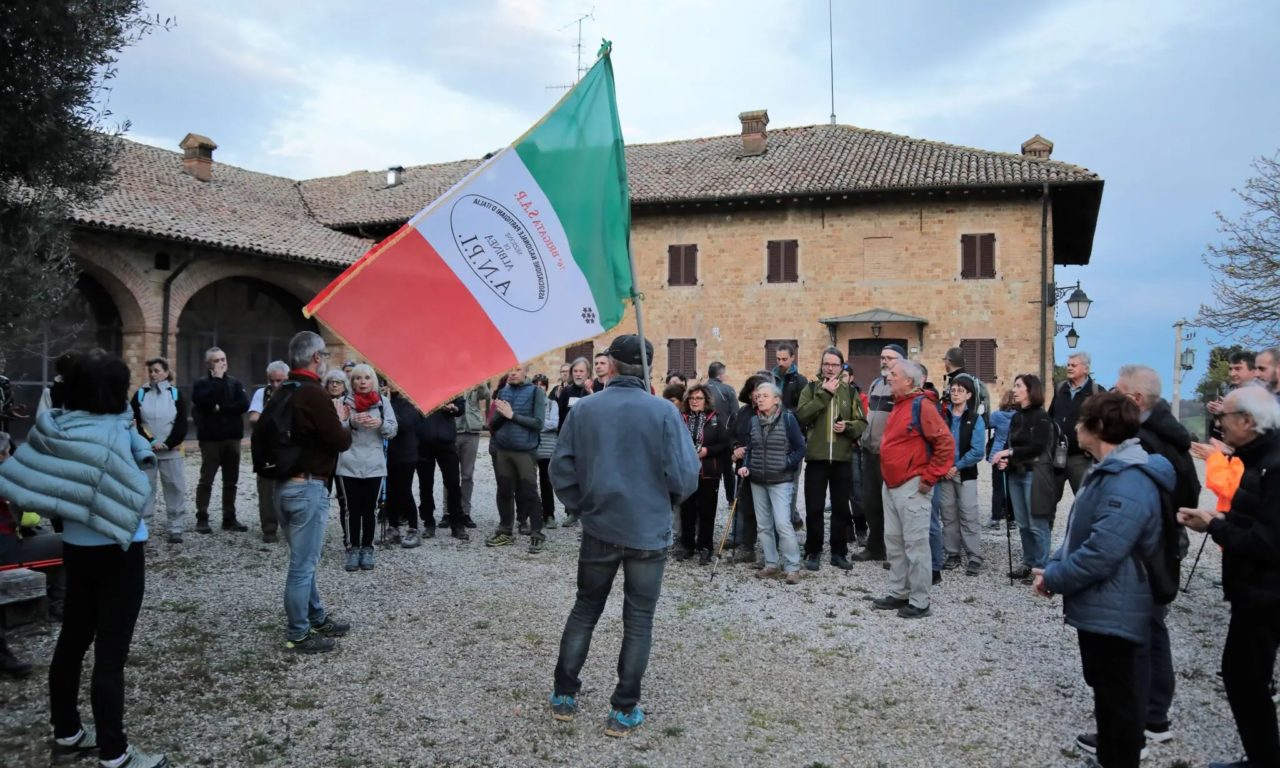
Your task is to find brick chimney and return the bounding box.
[179,133,217,181]
[1020,134,1053,160]
[739,110,769,157]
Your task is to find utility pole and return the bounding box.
[1172,318,1194,419]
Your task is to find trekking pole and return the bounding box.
[709,476,743,583]
[1181,532,1210,594]
[1003,470,1014,587]
[336,475,350,550]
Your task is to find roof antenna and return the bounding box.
[828,0,837,125]
[546,9,596,92]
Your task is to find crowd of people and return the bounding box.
[1,333,1279,767]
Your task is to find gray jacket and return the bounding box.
[336,395,398,479]
[550,376,699,550]
[456,383,491,434]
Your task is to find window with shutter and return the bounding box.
[766,240,799,283]
[667,338,697,378]
[959,338,998,381]
[565,341,593,364]
[667,244,697,286]
[764,339,799,371]
[960,234,996,279]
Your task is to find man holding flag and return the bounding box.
[547,334,700,736]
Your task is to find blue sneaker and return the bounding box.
[604,706,644,738]
[549,693,577,722]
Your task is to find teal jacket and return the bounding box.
[0,409,155,548]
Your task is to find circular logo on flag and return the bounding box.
[449,195,550,312]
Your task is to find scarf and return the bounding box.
[353,390,381,413]
[290,368,320,381]
[685,410,707,448]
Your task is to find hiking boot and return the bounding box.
[285,632,335,654]
[0,638,32,679]
[733,548,756,564]
[604,706,645,738]
[830,554,853,571]
[51,725,96,758]
[312,616,350,637]
[486,531,514,547]
[359,547,375,570]
[262,532,278,544]
[784,571,801,585]
[965,560,982,577]
[518,521,531,536]
[803,553,821,571]
[562,513,579,528]
[872,596,909,610]
[549,693,578,721]
[463,515,477,529]
[528,536,546,554]
[1075,733,1150,760]
[167,533,183,544]
[755,566,780,579]
[898,604,932,619]
[1009,564,1032,579]
[1144,722,1173,743]
[544,517,560,529]
[105,745,169,767]
[451,527,470,541]
[384,526,402,546]
[195,519,212,534]
[932,570,943,586]
[344,548,360,572]
[422,526,437,540]
[850,549,885,562]
[401,529,421,548]
[698,548,712,565]
[221,519,248,532]
[942,554,962,570]
[673,547,693,561]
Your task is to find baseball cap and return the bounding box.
[605,334,654,366]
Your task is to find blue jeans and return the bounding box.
[753,481,800,572]
[276,479,330,641]
[1007,470,1050,567]
[929,485,944,571]
[554,531,667,711]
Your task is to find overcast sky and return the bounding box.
[104,0,1280,392]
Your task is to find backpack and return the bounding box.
[251,382,303,479]
[135,386,179,404]
[950,372,991,417]
[1141,482,1181,605]
[908,395,945,458]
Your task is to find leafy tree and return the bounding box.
[1194,344,1244,403]
[1197,152,1280,345]
[0,2,168,359]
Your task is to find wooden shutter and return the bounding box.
[668,245,699,286]
[565,341,593,364]
[668,338,697,378]
[961,234,995,279]
[961,235,977,278]
[960,338,997,381]
[684,245,697,285]
[782,240,798,282]
[978,234,995,278]
[766,241,781,282]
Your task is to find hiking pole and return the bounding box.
[709,476,743,583]
[1181,532,1211,594]
[1003,470,1014,587]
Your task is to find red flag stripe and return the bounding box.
[310,227,518,411]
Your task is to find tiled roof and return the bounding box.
[297,123,1101,228]
[72,140,371,266]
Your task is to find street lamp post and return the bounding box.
[1037,280,1093,381]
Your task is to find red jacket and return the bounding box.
[879,389,955,490]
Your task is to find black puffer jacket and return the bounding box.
[191,375,250,441]
[416,396,465,447]
[1208,430,1280,606]
[1139,400,1202,512]
[386,394,422,465]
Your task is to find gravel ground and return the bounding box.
[0,444,1249,767]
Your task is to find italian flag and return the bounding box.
[305,44,632,411]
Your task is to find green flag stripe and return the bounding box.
[514,55,632,328]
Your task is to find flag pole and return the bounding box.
[625,232,651,388]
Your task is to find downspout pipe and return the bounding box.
[1039,183,1051,383]
[160,255,195,358]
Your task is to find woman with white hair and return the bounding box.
[336,364,397,572]
[738,381,807,584]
